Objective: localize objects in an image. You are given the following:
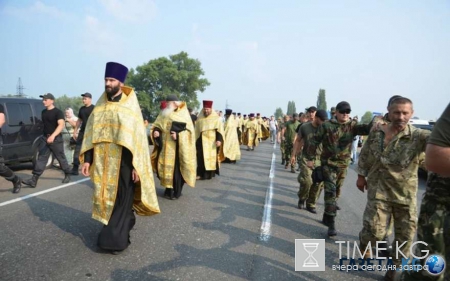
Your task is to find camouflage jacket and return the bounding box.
[305,119,372,168]
[358,124,430,204]
[425,173,450,204]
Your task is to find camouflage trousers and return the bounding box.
[297,161,323,208]
[280,141,285,162]
[398,195,450,281]
[284,141,294,165]
[359,199,417,266]
[323,165,347,216]
[335,168,347,199]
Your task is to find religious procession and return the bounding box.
[1,58,449,281]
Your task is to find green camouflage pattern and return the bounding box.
[297,122,323,204]
[323,165,347,216]
[359,199,417,266]
[358,124,430,205]
[398,173,450,281]
[358,124,431,267]
[306,180,324,208]
[284,141,294,165]
[305,119,372,168]
[304,119,372,217]
[335,168,348,199]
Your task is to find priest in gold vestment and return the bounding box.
[80,62,160,254]
[195,100,225,180]
[222,109,241,163]
[243,113,260,151]
[151,94,196,200]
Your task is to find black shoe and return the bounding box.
[306,206,317,214]
[22,175,39,188]
[328,223,337,237]
[246,148,250,151]
[336,205,341,210]
[12,175,22,194]
[298,199,305,209]
[62,173,71,184]
[327,215,337,236]
[281,159,285,165]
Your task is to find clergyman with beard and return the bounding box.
[80,62,160,254]
[195,100,225,180]
[151,95,196,200]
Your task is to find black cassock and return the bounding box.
[196,131,223,180]
[155,121,187,200]
[85,147,136,252]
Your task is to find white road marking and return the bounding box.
[259,141,277,242]
[0,178,90,207]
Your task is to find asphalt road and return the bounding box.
[0,142,427,281]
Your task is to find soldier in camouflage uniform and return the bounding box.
[305,101,374,237]
[277,115,288,165]
[397,102,450,281]
[291,109,328,212]
[281,113,300,173]
[357,97,431,281]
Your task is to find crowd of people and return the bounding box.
[1,61,449,281]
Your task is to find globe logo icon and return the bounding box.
[425,254,446,276]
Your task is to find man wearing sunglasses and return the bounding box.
[304,101,375,237]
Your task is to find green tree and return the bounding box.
[54,95,84,115]
[316,89,327,110]
[127,51,210,121]
[286,101,296,115]
[274,107,284,119]
[360,111,373,124]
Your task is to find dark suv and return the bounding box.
[1,97,54,168]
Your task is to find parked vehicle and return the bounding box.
[0,97,53,168]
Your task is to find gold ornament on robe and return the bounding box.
[195,110,225,170]
[150,102,196,188]
[223,115,241,161]
[80,86,160,225]
[243,119,260,147]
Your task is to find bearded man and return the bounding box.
[151,95,196,200]
[80,62,160,254]
[195,100,224,180]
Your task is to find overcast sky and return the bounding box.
[1,0,449,120]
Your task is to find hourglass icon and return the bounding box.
[303,243,319,267]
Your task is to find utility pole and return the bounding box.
[16,77,26,97]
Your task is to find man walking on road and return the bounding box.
[195,100,225,180]
[22,93,71,188]
[80,62,160,254]
[0,104,22,193]
[291,109,328,212]
[305,101,374,237]
[357,97,430,281]
[397,102,450,281]
[151,94,196,200]
[71,92,95,175]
